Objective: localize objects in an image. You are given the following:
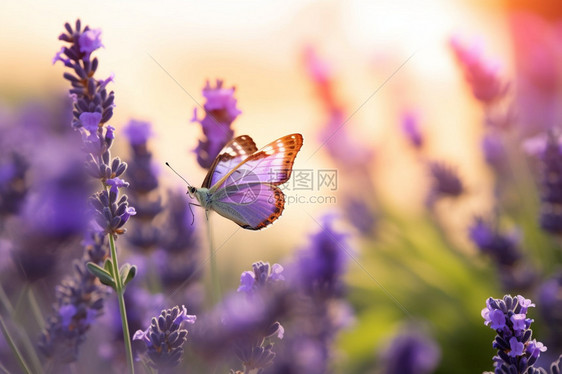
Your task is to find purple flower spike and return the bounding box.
[133,305,196,369]
[450,35,508,104]
[78,28,103,55]
[192,80,241,169]
[380,327,441,374]
[426,161,464,207]
[482,295,547,372]
[539,134,562,235]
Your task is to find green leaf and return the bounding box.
[104,258,114,276]
[87,262,116,289]
[120,263,137,288]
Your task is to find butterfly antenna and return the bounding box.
[165,162,192,187]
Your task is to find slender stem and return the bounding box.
[26,285,45,330]
[109,234,135,374]
[0,315,31,374]
[0,360,10,374]
[0,285,14,315]
[206,218,221,304]
[0,284,43,374]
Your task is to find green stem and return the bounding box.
[0,285,42,374]
[109,234,135,374]
[0,360,10,374]
[206,218,221,304]
[26,285,45,330]
[0,315,31,374]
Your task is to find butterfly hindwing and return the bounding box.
[202,135,258,188]
[211,182,285,230]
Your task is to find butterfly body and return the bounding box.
[188,134,303,230]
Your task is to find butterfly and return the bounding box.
[170,134,303,230]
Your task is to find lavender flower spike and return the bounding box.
[482,295,547,373]
[133,305,196,369]
[192,79,241,169]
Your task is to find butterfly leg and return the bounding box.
[188,202,202,226]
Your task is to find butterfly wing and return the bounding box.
[209,133,304,193]
[207,133,303,230]
[201,135,258,188]
[210,182,285,230]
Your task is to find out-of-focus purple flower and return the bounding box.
[539,134,562,235]
[133,305,196,369]
[0,152,28,217]
[39,232,108,363]
[191,289,285,372]
[192,80,241,169]
[229,262,286,372]
[482,132,508,174]
[22,159,91,237]
[450,35,508,105]
[268,216,353,374]
[123,119,154,146]
[482,295,546,373]
[343,197,377,236]
[294,215,348,296]
[379,326,441,374]
[159,189,198,253]
[538,271,562,350]
[469,217,521,266]
[401,110,424,149]
[124,120,159,196]
[426,162,464,207]
[237,261,285,294]
[319,108,375,171]
[509,13,562,135]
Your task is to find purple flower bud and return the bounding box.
[401,110,424,149]
[52,47,71,66]
[105,125,115,140]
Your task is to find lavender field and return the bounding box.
[1,2,562,373]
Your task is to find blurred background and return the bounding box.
[1,0,562,373]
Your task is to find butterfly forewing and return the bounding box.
[202,135,258,188]
[209,133,304,193]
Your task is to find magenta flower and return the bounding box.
[450,36,508,104]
